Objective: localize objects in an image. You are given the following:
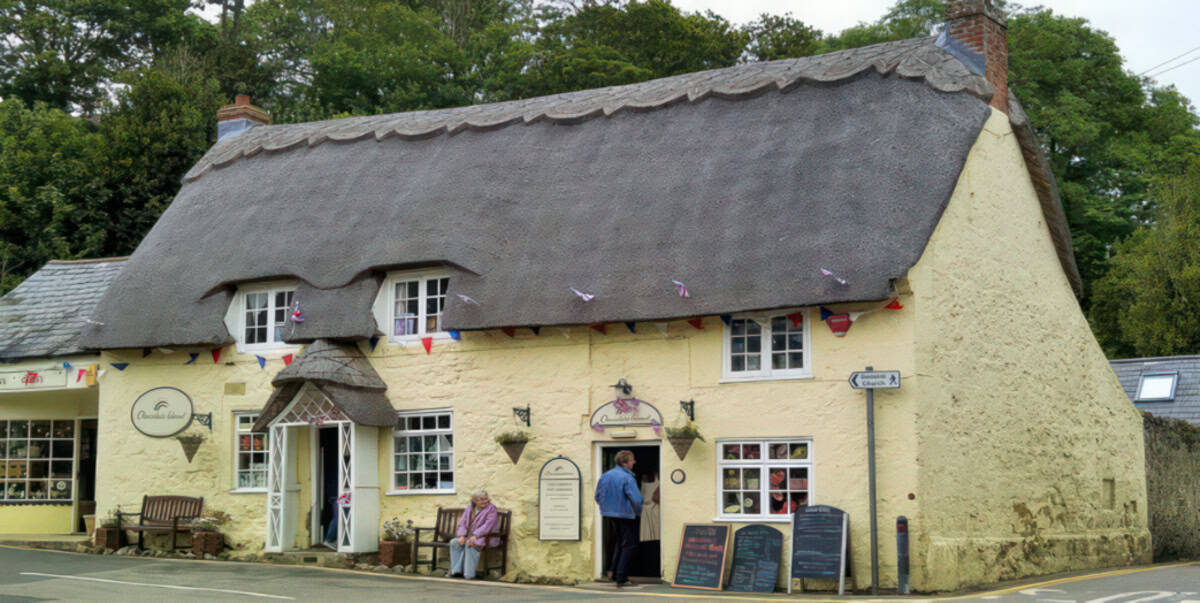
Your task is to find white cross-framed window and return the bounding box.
[375,271,452,346]
[0,420,75,502]
[233,412,270,492]
[722,310,813,381]
[389,409,454,495]
[227,281,299,353]
[716,438,812,522]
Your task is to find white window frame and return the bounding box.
[0,419,76,503]
[721,308,813,382]
[1136,372,1178,402]
[377,270,453,346]
[231,412,270,493]
[387,409,455,496]
[227,280,300,353]
[714,438,813,523]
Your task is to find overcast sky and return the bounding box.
[674,0,1200,108]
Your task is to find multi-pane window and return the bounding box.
[392,411,453,493]
[392,277,448,338]
[0,420,75,502]
[243,288,295,347]
[718,439,811,520]
[724,311,811,380]
[234,413,270,490]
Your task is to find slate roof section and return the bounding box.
[0,258,126,361]
[80,35,1076,349]
[1110,356,1200,424]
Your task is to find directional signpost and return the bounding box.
[849,366,900,595]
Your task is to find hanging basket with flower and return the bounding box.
[495,431,531,464]
[664,422,704,461]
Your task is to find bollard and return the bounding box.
[896,516,910,594]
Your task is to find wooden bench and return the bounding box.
[412,507,511,577]
[115,495,204,551]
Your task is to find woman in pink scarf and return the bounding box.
[449,490,498,579]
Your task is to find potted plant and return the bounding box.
[93,512,121,551]
[495,431,531,464]
[379,518,415,568]
[665,422,704,461]
[190,510,229,557]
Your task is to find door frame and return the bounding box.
[592,440,662,579]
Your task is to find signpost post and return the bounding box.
[848,366,900,596]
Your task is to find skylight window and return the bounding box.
[1136,372,1178,402]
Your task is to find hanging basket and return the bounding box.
[500,441,527,464]
[668,437,695,461]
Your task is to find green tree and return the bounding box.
[0,99,108,292]
[1090,164,1200,357]
[742,13,822,62]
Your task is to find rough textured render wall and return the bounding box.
[1142,413,1200,561]
[905,109,1151,592]
[94,304,924,588]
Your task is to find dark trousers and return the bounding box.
[606,516,639,583]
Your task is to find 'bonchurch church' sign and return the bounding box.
[131,387,195,437]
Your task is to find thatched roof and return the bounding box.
[253,340,395,429]
[79,36,1077,349]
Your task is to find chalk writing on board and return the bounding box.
[791,505,848,579]
[672,524,730,590]
[727,524,782,593]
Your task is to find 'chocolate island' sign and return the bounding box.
[589,398,664,431]
[131,387,195,437]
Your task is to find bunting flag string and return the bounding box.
[111,363,129,371]
[97,369,107,381]
[456,294,479,305]
[671,280,690,298]
[530,327,541,336]
[885,299,904,310]
[625,322,636,334]
[500,327,516,338]
[570,287,595,302]
[369,335,380,351]
[719,314,732,326]
[787,311,805,328]
[85,364,98,386]
[256,355,266,369]
[820,268,848,285]
[687,318,703,330]
[62,362,71,370]
[282,354,294,366]
[185,353,199,365]
[819,306,834,321]
[211,348,222,364]
[76,369,85,383]
[142,348,153,358]
[449,331,461,341]
[590,324,607,335]
[652,322,669,335]
[156,348,175,355]
[421,337,433,354]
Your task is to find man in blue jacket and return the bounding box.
[595,449,643,588]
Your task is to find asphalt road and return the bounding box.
[965,563,1200,603]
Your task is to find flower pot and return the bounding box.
[379,540,412,568]
[669,437,695,461]
[94,526,121,551]
[500,441,527,464]
[192,531,223,557]
[83,514,96,538]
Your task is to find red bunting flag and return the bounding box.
[885,299,904,310]
[687,318,704,330]
[500,327,515,338]
[76,369,85,383]
[787,311,805,328]
[590,324,607,335]
[421,337,433,354]
[282,354,294,366]
[211,348,222,364]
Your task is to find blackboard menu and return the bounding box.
[726,524,782,592]
[791,505,848,579]
[671,524,730,590]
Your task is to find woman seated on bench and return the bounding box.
[449,490,498,579]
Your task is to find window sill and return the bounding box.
[713,516,793,524]
[229,488,268,495]
[719,372,813,384]
[386,489,456,497]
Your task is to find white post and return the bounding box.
[351,424,380,553]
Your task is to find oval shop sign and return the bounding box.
[131,387,195,437]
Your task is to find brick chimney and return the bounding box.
[942,0,1008,113]
[216,95,270,142]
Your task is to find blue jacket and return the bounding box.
[595,465,642,519]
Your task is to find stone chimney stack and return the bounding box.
[216,95,270,142]
[944,0,1008,113]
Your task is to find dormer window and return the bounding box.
[376,271,451,344]
[227,281,299,352]
[1136,372,1178,402]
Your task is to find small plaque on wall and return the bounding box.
[538,456,581,541]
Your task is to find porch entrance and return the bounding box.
[265,383,380,553]
[595,442,662,581]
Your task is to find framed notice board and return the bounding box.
[790,505,849,595]
[671,523,730,590]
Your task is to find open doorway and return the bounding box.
[317,426,338,549]
[76,419,97,533]
[597,443,662,581]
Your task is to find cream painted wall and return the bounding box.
[0,506,74,534]
[906,109,1151,591]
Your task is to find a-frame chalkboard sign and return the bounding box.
[788,505,849,595]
